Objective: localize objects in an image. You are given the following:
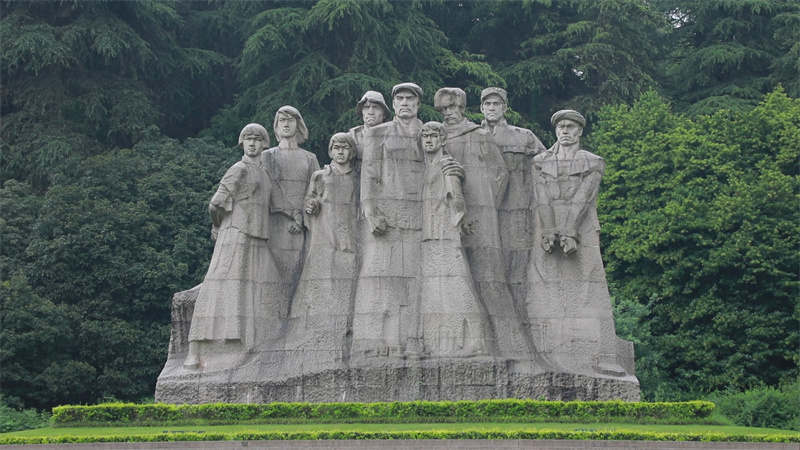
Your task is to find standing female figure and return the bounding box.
[184,124,283,370]
[261,106,321,294]
[283,133,360,370]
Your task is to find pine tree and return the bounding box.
[656,0,800,115]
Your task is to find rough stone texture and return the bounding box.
[156,95,639,404]
[480,86,548,308]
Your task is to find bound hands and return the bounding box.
[541,233,578,255]
[288,211,303,234]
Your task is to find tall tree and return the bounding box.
[0,0,228,188]
[427,0,669,136]
[656,0,800,115]
[220,0,502,161]
[4,133,236,408]
[595,88,799,398]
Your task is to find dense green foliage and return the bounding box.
[0,0,230,189]
[1,0,797,412]
[3,428,799,445]
[50,399,714,427]
[0,397,50,433]
[712,382,800,431]
[1,134,237,409]
[596,89,799,399]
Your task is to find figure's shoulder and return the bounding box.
[506,124,533,136]
[304,149,319,163]
[369,121,394,134]
[533,147,556,162]
[576,150,605,173]
[228,160,248,172]
[309,167,328,183]
[577,149,603,161]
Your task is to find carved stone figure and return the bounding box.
[419,122,490,358]
[434,87,533,360]
[261,106,321,298]
[183,124,284,370]
[527,110,634,378]
[480,87,546,304]
[155,91,641,405]
[282,133,360,368]
[352,83,426,358]
[349,90,391,161]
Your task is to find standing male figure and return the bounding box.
[352,83,463,359]
[352,83,427,358]
[434,87,534,360]
[527,110,633,378]
[349,90,391,161]
[480,87,546,305]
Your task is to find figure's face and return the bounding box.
[420,129,444,154]
[330,140,354,164]
[555,119,583,146]
[361,101,385,126]
[277,113,297,139]
[392,89,419,119]
[242,133,266,157]
[480,95,507,124]
[440,98,464,125]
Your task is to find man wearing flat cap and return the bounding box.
[349,90,391,161]
[433,87,535,360]
[479,87,546,304]
[526,110,631,378]
[351,82,428,358]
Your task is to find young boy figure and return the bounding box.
[418,122,491,358]
[184,123,284,370]
[283,133,360,371]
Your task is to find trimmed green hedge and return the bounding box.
[51,400,715,427]
[2,429,799,445]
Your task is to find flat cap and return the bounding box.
[391,82,423,100]
[356,91,391,123]
[551,109,586,128]
[481,87,507,103]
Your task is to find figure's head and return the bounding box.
[480,87,508,125]
[328,132,357,165]
[551,110,585,147]
[356,91,390,127]
[391,82,422,119]
[238,123,270,157]
[419,121,447,155]
[273,105,309,144]
[434,88,466,125]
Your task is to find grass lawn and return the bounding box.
[3,421,799,439]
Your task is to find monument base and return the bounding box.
[155,355,639,404]
[155,286,640,404]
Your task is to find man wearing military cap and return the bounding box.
[479,87,546,305]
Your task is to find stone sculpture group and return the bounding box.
[155,84,639,404]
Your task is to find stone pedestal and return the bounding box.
[155,288,639,404]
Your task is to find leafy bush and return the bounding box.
[2,428,799,445]
[0,398,50,433]
[712,382,800,431]
[51,399,715,427]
